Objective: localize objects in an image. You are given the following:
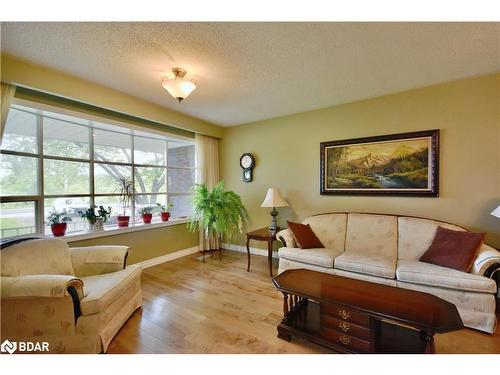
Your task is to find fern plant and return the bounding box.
[188,181,248,246]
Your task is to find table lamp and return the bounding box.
[491,205,500,218]
[261,187,289,231]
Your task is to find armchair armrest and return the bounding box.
[276,229,296,248]
[70,245,130,277]
[470,244,500,278]
[1,275,84,300]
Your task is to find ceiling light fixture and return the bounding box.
[161,67,196,103]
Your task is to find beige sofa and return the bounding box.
[0,238,142,353]
[276,213,500,333]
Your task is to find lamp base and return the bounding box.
[269,207,279,232]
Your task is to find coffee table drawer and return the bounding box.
[320,327,372,353]
[321,303,370,326]
[321,314,371,340]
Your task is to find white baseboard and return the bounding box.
[221,242,279,259]
[137,246,199,269]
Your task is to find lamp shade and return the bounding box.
[161,77,196,102]
[491,205,500,218]
[261,188,289,208]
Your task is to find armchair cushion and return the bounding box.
[1,274,84,299]
[70,245,129,277]
[1,238,75,277]
[80,264,141,315]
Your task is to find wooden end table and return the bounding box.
[246,227,282,277]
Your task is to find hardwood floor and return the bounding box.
[107,250,500,354]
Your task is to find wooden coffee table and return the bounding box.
[272,269,463,354]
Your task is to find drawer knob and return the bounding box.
[338,309,350,320]
[339,334,350,345]
[339,321,350,332]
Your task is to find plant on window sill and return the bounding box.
[78,205,112,232]
[46,209,72,237]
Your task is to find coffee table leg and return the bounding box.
[268,239,273,277]
[422,331,436,354]
[246,236,251,272]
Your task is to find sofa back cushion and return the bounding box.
[303,213,347,251]
[398,217,466,261]
[345,213,398,260]
[1,239,75,276]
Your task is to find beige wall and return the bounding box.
[69,224,198,265]
[220,73,500,248]
[1,54,224,138]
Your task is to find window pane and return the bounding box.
[0,154,38,196]
[134,137,166,166]
[0,201,37,238]
[43,117,90,159]
[44,159,90,195]
[135,167,166,193]
[94,129,132,163]
[44,197,90,234]
[135,194,166,223]
[94,164,132,194]
[169,195,193,218]
[1,108,38,154]
[95,196,130,226]
[168,168,195,193]
[168,142,195,167]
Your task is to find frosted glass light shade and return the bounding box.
[261,188,288,208]
[491,205,500,218]
[161,78,196,102]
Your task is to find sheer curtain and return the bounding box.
[1,83,16,140]
[195,134,220,251]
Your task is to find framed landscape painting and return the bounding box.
[320,130,439,196]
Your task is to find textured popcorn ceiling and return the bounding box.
[1,22,499,126]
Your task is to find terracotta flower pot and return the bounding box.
[117,215,130,227]
[51,223,67,237]
[160,212,170,222]
[142,213,153,224]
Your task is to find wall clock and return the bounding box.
[240,153,255,182]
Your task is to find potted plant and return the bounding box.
[47,209,72,237]
[78,205,112,232]
[116,177,136,227]
[156,202,173,221]
[188,181,248,256]
[139,206,155,224]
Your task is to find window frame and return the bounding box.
[0,99,197,239]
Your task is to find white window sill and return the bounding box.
[46,218,191,243]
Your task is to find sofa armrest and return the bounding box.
[276,229,296,248]
[70,245,130,277]
[470,244,500,278]
[1,275,84,300]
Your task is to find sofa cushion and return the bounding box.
[1,238,75,277]
[303,213,347,251]
[345,213,398,259]
[398,216,467,261]
[80,264,142,315]
[396,260,497,293]
[278,247,341,268]
[287,221,324,249]
[420,226,485,272]
[334,252,396,279]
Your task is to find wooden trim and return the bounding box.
[135,246,199,269]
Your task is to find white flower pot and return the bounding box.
[88,218,104,232]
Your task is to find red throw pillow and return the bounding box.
[287,221,324,249]
[419,226,485,272]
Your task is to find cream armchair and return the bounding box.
[1,239,142,353]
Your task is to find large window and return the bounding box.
[0,103,197,239]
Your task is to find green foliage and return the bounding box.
[188,181,248,242]
[156,202,173,213]
[78,205,112,224]
[46,209,72,225]
[139,206,155,215]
